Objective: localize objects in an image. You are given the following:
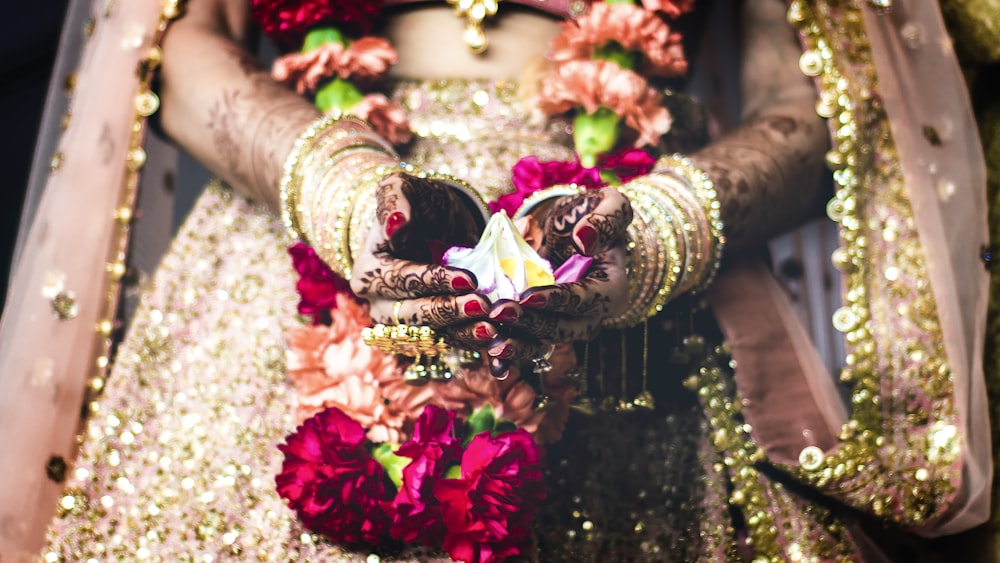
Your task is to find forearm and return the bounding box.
[691,106,828,252]
[690,0,829,251]
[158,0,319,212]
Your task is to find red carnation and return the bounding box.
[433,429,546,563]
[276,407,394,545]
[251,0,383,46]
[288,242,349,324]
[390,405,463,547]
[491,155,604,216]
[597,147,655,183]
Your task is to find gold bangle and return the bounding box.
[621,180,682,323]
[280,113,395,242]
[512,184,588,219]
[653,154,726,292]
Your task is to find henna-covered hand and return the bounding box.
[484,246,627,363]
[537,187,632,265]
[351,172,491,331]
[480,188,633,374]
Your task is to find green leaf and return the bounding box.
[371,443,406,490]
[593,41,638,71]
[465,405,497,441]
[600,168,622,185]
[444,464,462,480]
[574,107,621,168]
[302,26,346,52]
[493,420,517,435]
[315,77,364,114]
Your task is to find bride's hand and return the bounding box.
[483,187,632,376]
[349,172,498,347]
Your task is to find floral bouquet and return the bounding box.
[281,240,577,561]
[277,404,545,562]
[254,0,694,560]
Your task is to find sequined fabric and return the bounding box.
[43,79,845,562]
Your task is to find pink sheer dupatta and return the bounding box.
[0,0,990,560]
[0,0,174,558]
[709,0,990,538]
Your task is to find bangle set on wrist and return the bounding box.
[281,113,489,281]
[283,115,725,335]
[510,155,726,330]
[280,112,397,281]
[609,154,725,327]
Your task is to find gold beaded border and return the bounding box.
[687,1,964,557]
[782,0,959,525]
[87,0,185,411]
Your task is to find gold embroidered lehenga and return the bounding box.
[0,1,992,562]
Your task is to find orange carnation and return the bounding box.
[536,60,672,147]
[550,2,687,77]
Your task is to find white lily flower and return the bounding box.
[443,211,555,302]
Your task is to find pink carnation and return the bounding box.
[349,93,413,144]
[598,146,656,182]
[272,37,398,94]
[537,59,672,148]
[275,407,394,545]
[286,295,390,398]
[287,242,349,324]
[490,156,604,215]
[434,429,546,563]
[286,294,416,443]
[550,2,687,77]
[639,0,696,18]
[251,0,382,46]
[391,406,463,547]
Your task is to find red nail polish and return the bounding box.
[520,293,547,308]
[452,277,475,291]
[490,307,518,323]
[385,212,407,237]
[474,325,493,340]
[490,358,511,380]
[463,300,487,317]
[490,344,512,359]
[576,225,598,255]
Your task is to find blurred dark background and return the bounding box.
[0,1,71,303]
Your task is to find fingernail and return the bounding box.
[520,293,547,308]
[452,277,475,292]
[385,212,407,237]
[489,358,512,380]
[463,300,487,317]
[474,325,494,340]
[489,344,513,359]
[575,225,598,255]
[490,306,518,324]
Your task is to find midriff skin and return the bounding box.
[383,5,562,79]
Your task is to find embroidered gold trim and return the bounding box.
[782,0,959,526]
[85,0,186,417]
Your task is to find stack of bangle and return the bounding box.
[280,113,399,280]
[607,154,725,327]
[281,113,491,281]
[511,154,724,329]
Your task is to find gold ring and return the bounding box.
[392,300,403,326]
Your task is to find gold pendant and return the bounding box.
[447,0,500,54]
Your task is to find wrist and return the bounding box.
[606,154,726,328]
[281,113,399,279]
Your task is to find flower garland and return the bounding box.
[276,404,546,559]
[252,0,694,560]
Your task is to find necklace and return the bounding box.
[446,0,501,53]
